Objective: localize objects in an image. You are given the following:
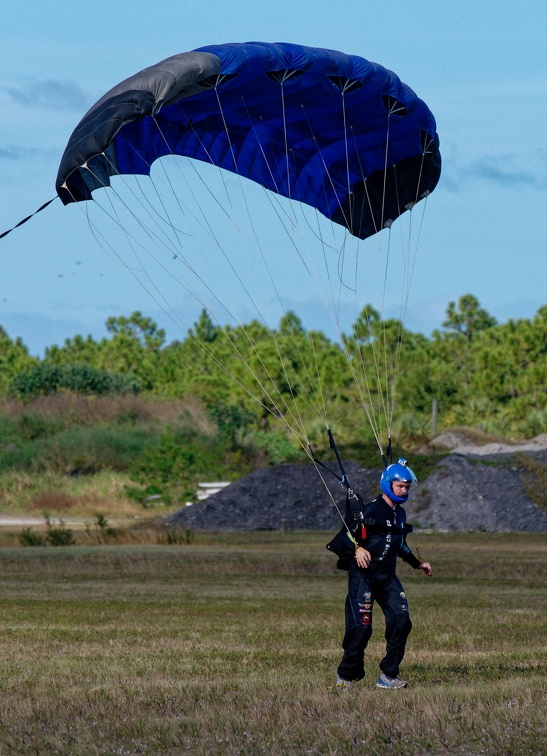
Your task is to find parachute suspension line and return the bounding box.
[99,148,196,255]
[115,135,239,297]
[340,91,353,237]
[225,87,362,442]
[86,151,229,303]
[306,330,329,427]
[243,112,281,195]
[208,86,336,437]
[240,96,318,279]
[280,80,292,202]
[340,326,384,454]
[76,161,196,276]
[170,106,246,223]
[154,109,337,438]
[147,115,241,247]
[239,123,329,429]
[389,186,430,434]
[344,122,394,452]
[83,199,317,453]
[70,187,197,342]
[293,118,384,449]
[303,209,350,429]
[77,195,313,454]
[388,166,412,432]
[144,119,268,307]
[379,224,394,436]
[299,107,352,234]
[142,126,225,245]
[382,118,434,440]
[307,93,357,336]
[93,192,198,335]
[377,109,409,448]
[82,160,235,344]
[79,163,318,442]
[384,150,431,435]
[165,96,328,438]
[212,85,241,185]
[154,115,312,416]
[344,115,399,456]
[295,209,385,448]
[345,300,386,457]
[283,109,387,451]
[378,112,394,443]
[246,90,374,442]
[257,185,314,277]
[70,170,237,345]
[107,140,304,414]
[173,115,333,437]
[344,116,392,450]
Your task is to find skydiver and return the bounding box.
[327,458,432,690]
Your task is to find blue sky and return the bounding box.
[1,1,545,356]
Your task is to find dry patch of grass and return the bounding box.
[1,393,213,430]
[0,469,159,519]
[0,533,545,754]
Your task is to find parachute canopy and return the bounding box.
[56,42,440,240]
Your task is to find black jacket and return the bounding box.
[327,493,421,573]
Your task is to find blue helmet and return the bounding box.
[380,458,418,503]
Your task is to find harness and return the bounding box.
[312,428,420,569]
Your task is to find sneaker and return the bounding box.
[336,675,352,690]
[376,672,407,689]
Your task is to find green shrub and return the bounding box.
[9,363,142,400]
[0,427,156,475]
[19,516,76,547]
[45,514,75,546]
[85,514,119,544]
[0,413,18,442]
[0,438,35,472]
[128,428,241,503]
[19,528,45,547]
[210,401,253,443]
[16,412,64,440]
[246,430,301,464]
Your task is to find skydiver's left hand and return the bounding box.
[419,562,432,577]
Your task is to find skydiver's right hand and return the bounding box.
[355,547,371,568]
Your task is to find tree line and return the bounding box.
[1,295,545,443]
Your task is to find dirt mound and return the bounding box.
[167,451,547,533]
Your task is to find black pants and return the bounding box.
[337,564,412,681]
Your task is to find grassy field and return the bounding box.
[0,532,545,755]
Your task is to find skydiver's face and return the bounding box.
[392,481,410,496]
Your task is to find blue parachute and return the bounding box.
[56,42,440,240]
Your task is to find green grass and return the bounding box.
[0,532,545,754]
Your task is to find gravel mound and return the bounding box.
[167,451,547,533]
[167,462,380,531]
[405,453,547,532]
